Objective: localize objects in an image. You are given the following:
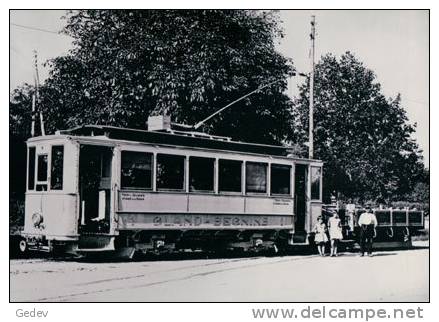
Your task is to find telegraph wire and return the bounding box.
[404,98,429,106]
[10,22,70,37]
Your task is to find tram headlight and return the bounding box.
[32,212,44,228]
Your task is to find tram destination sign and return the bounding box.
[117,213,293,229]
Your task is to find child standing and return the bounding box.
[313,216,328,256]
[328,211,343,256]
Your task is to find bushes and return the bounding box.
[390,201,429,216]
[10,195,24,232]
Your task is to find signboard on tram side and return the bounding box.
[118,191,294,215]
[117,213,294,230]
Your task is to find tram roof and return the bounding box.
[55,125,320,161]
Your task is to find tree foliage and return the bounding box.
[14,10,295,145]
[293,52,426,202]
[10,12,428,207]
[9,10,295,220]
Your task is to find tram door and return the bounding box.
[78,145,113,233]
[294,164,308,232]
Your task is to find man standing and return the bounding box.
[358,207,378,256]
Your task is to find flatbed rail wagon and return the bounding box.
[323,204,425,247]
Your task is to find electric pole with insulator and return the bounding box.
[309,15,316,159]
[33,50,45,136]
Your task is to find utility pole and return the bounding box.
[31,94,36,137]
[309,15,316,159]
[33,50,45,136]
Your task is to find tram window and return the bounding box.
[27,147,36,190]
[36,154,48,191]
[156,154,185,190]
[101,150,112,178]
[246,162,267,193]
[219,159,242,192]
[50,145,64,190]
[37,155,48,181]
[271,164,291,195]
[189,157,214,192]
[311,166,322,200]
[121,151,153,189]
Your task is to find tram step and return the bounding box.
[78,235,114,250]
[292,232,308,244]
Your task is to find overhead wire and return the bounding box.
[10,22,71,38]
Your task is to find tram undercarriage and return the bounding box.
[74,228,292,258]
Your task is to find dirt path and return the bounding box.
[10,247,429,302]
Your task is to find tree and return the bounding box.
[10,84,35,139]
[11,10,294,145]
[9,10,296,225]
[293,52,426,202]
[407,168,429,204]
[10,85,35,225]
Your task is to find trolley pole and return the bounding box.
[309,15,316,159]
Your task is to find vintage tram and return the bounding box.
[19,116,324,257]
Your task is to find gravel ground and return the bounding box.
[10,243,429,302]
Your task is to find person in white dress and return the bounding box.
[328,211,343,256]
[313,216,328,256]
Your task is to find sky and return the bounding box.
[9,10,429,165]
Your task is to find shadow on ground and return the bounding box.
[10,241,428,263]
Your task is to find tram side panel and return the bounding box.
[111,145,303,250]
[116,192,295,231]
